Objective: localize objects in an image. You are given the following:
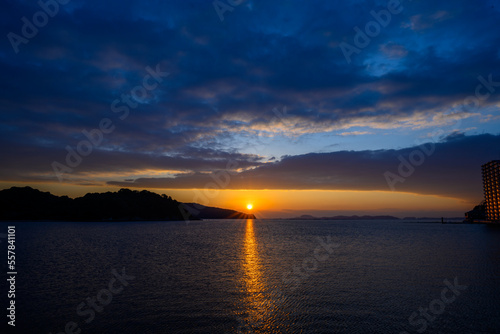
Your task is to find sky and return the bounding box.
[1,0,500,218]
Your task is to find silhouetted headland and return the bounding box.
[0,187,255,221]
[181,203,256,220]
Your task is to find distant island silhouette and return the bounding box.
[286,215,465,221]
[288,214,400,220]
[0,187,255,221]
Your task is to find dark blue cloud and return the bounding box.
[108,133,500,202]
[0,0,499,198]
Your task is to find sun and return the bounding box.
[246,203,253,210]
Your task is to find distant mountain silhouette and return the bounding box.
[403,216,465,220]
[0,187,255,221]
[181,203,256,220]
[288,214,399,220]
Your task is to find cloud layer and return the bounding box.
[108,133,500,202]
[1,0,499,202]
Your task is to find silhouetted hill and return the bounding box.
[464,201,487,222]
[0,187,193,221]
[0,187,256,221]
[181,203,256,220]
[0,186,73,220]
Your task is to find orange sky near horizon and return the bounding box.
[0,181,473,218]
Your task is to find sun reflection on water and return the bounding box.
[241,219,269,331]
[238,219,290,333]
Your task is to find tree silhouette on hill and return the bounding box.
[0,187,191,221]
[0,187,255,221]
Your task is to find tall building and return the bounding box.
[482,160,500,221]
